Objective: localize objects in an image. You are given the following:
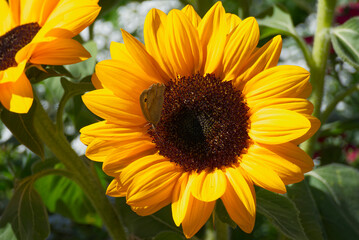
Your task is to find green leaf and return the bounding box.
[307,164,359,239]
[331,17,359,70]
[0,101,44,158]
[0,223,18,240]
[115,198,182,239]
[215,199,237,229]
[256,189,308,240]
[65,41,98,80]
[0,179,49,240]
[257,4,297,39]
[27,65,73,84]
[287,181,326,240]
[34,168,102,227]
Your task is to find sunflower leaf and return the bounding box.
[0,178,49,240]
[0,101,44,158]
[287,181,326,240]
[256,188,308,240]
[331,17,359,70]
[257,4,297,39]
[306,164,359,239]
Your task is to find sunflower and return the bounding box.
[0,0,100,113]
[80,2,320,238]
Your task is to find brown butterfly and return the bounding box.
[139,83,165,127]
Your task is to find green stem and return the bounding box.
[32,98,126,240]
[302,0,337,156]
[214,216,229,240]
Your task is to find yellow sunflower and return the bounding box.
[0,0,100,113]
[80,2,320,238]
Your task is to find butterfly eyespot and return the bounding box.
[139,83,165,126]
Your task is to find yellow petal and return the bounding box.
[225,13,242,33]
[1,61,27,83]
[85,138,115,162]
[198,1,227,75]
[144,9,175,79]
[28,38,90,65]
[172,173,195,226]
[0,0,11,34]
[126,160,182,207]
[82,89,146,126]
[106,178,125,197]
[0,72,33,114]
[181,5,201,27]
[241,153,286,194]
[91,72,103,89]
[222,17,259,81]
[191,168,227,202]
[103,141,156,177]
[165,9,202,76]
[248,98,314,116]
[293,114,321,145]
[249,108,311,145]
[244,144,310,185]
[122,29,168,81]
[222,167,256,233]
[9,0,20,26]
[119,154,166,189]
[39,1,100,38]
[243,65,311,102]
[132,197,171,216]
[235,35,282,89]
[181,195,215,238]
[80,120,149,142]
[95,59,156,101]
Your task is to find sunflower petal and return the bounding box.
[144,9,174,79]
[235,35,282,89]
[106,178,125,197]
[28,38,90,65]
[132,197,171,216]
[198,1,227,75]
[292,114,321,145]
[249,108,311,145]
[165,9,202,76]
[241,153,286,194]
[225,13,242,33]
[191,168,227,202]
[0,0,11,34]
[103,141,156,177]
[243,65,311,102]
[222,167,256,233]
[181,195,215,238]
[95,58,156,100]
[172,173,194,226]
[126,160,182,207]
[0,72,33,113]
[248,98,314,115]
[122,29,168,81]
[82,89,145,126]
[182,5,201,27]
[222,17,260,81]
[85,138,115,162]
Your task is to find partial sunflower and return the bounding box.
[81,2,320,238]
[0,0,100,113]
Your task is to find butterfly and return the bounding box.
[139,83,166,127]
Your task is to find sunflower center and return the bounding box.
[149,73,250,172]
[0,23,41,71]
